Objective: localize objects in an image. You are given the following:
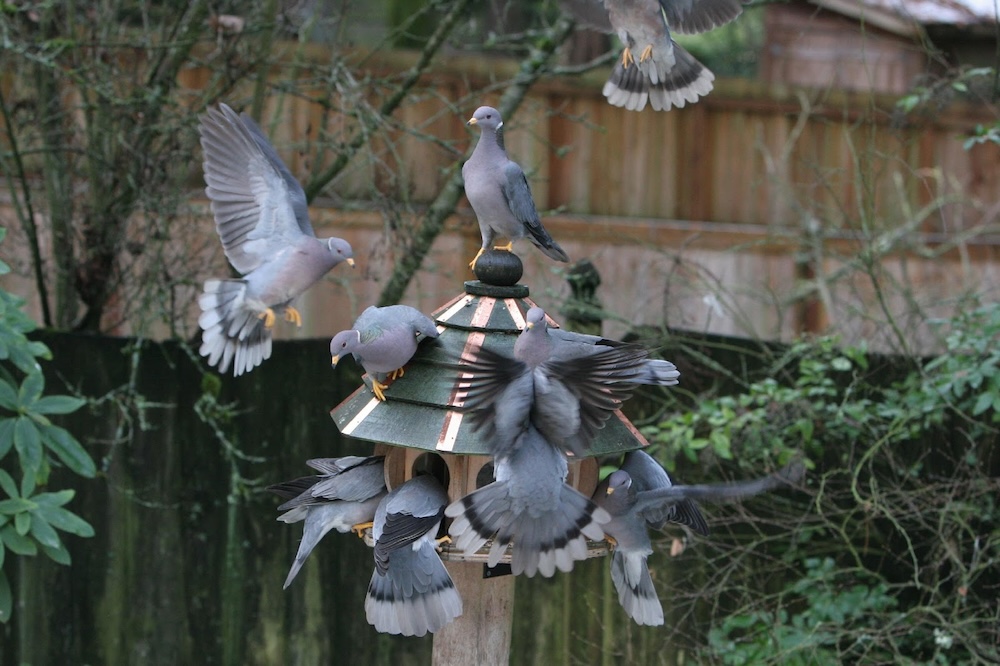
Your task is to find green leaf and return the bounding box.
[0,418,12,458]
[0,470,15,498]
[0,259,9,276]
[32,489,74,508]
[14,416,42,476]
[14,510,29,536]
[18,370,43,407]
[40,424,96,478]
[20,466,34,497]
[33,395,85,415]
[40,540,71,566]
[0,523,37,555]
[972,391,993,416]
[830,357,851,372]
[29,513,61,549]
[0,380,17,411]
[0,570,10,624]
[36,506,94,538]
[0,498,34,514]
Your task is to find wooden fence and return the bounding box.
[3,48,999,352]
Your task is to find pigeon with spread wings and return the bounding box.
[197,103,354,376]
[594,452,803,625]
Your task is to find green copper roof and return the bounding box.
[330,285,650,457]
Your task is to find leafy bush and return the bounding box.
[0,228,95,623]
[641,307,999,664]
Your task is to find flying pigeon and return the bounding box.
[456,306,652,457]
[268,456,387,589]
[365,474,463,636]
[560,0,746,111]
[462,106,569,271]
[446,424,610,577]
[197,103,355,377]
[330,304,440,401]
[593,451,803,625]
[526,307,680,387]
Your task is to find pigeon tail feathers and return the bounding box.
[198,278,272,376]
[610,550,664,626]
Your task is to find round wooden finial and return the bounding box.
[473,249,523,286]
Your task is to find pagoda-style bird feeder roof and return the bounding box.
[331,268,650,462]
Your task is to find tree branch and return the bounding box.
[303,0,475,202]
[0,85,52,327]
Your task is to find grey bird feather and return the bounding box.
[446,425,611,577]
[593,451,803,625]
[462,106,569,270]
[456,307,652,457]
[197,103,354,376]
[268,456,387,589]
[330,305,440,401]
[560,0,746,111]
[365,475,463,636]
[532,307,680,387]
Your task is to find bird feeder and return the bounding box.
[330,251,651,665]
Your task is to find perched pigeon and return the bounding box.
[560,0,745,111]
[197,103,355,376]
[462,106,569,271]
[330,305,440,401]
[365,475,463,636]
[456,307,651,457]
[446,424,610,577]
[593,451,802,625]
[268,456,387,589]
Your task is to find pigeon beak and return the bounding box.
[346,258,356,268]
[331,354,340,367]
[605,486,615,496]
[467,117,477,126]
[525,321,535,330]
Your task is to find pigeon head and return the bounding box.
[327,237,355,267]
[330,330,362,366]
[524,307,547,330]
[467,106,503,133]
[514,306,553,365]
[606,469,633,496]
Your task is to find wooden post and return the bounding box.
[431,452,514,666]
[431,563,515,666]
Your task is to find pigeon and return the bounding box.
[462,106,569,271]
[456,307,652,457]
[526,307,680,387]
[593,451,803,625]
[446,424,610,577]
[267,456,387,589]
[197,103,355,377]
[365,474,463,636]
[560,0,746,111]
[330,305,440,401]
